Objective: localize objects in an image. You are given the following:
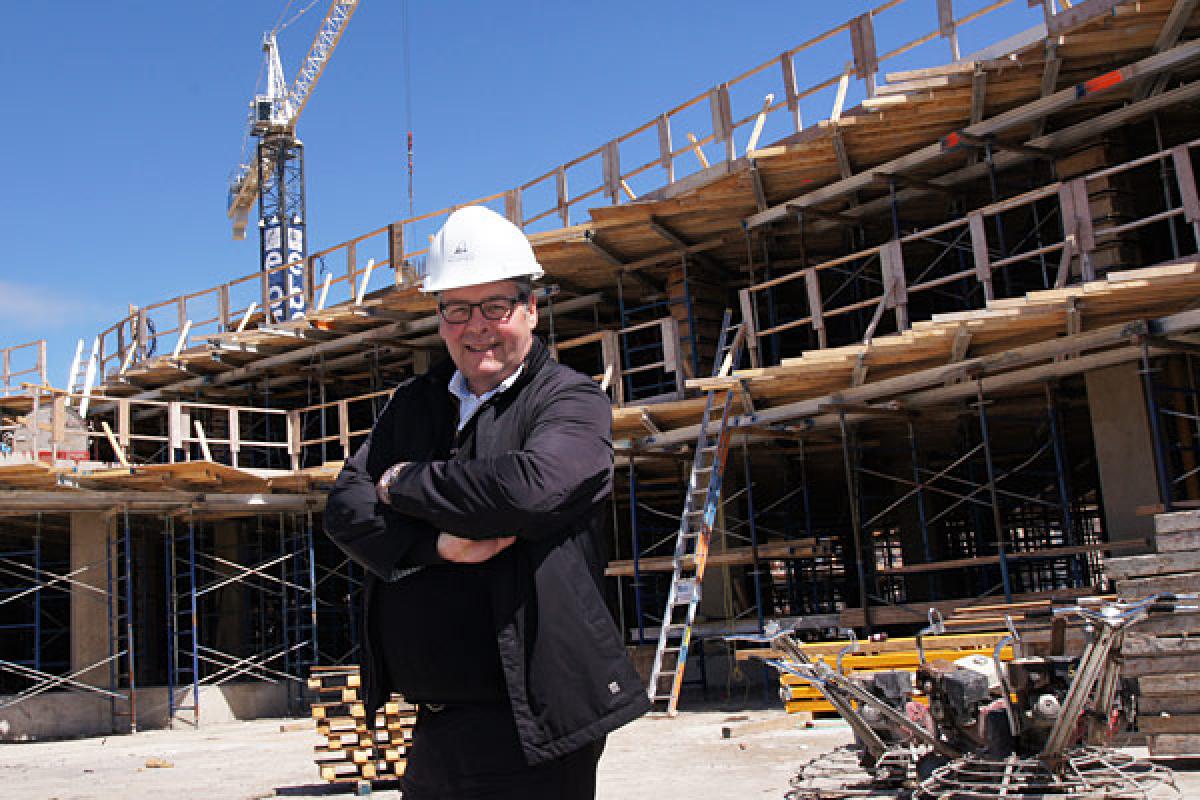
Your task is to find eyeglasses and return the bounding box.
[437,294,528,324]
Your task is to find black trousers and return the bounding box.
[399,704,605,800]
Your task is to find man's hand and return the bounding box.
[437,533,516,564]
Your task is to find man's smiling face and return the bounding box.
[438,279,537,395]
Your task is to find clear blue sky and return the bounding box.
[0,1,1043,384]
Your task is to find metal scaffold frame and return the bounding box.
[164,512,319,726]
[0,512,137,732]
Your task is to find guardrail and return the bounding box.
[738,136,1200,364]
[0,341,47,398]
[94,0,1061,380]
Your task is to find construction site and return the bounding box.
[6,0,1200,797]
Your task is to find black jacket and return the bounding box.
[323,337,651,765]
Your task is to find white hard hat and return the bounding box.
[421,206,545,293]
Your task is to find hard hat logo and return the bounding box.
[421,206,545,293]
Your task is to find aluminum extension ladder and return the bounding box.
[646,311,746,715]
[65,337,100,417]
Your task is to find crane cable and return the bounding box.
[273,0,323,35]
[403,0,415,216]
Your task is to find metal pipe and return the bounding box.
[741,441,765,633]
[839,412,873,633]
[976,379,1014,602]
[1141,344,1175,512]
[629,461,646,645]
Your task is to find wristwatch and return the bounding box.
[377,462,408,504]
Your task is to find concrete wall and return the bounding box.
[0,682,289,742]
[70,512,115,689]
[1086,363,1159,545]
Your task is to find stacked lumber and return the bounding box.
[309,665,417,784]
[1105,509,1200,757]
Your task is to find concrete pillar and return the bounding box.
[1086,363,1159,544]
[212,521,246,662]
[70,512,115,688]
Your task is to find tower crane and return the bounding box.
[227,0,359,322]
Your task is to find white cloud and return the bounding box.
[0,281,99,328]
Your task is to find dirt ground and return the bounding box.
[2,710,1198,799]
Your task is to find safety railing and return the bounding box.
[738,136,1200,365]
[93,0,1069,380]
[291,388,394,468]
[0,340,47,398]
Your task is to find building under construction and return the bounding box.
[4,0,1200,741]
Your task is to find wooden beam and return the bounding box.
[831,127,853,179]
[969,67,987,125]
[1137,0,1200,99]
[747,40,1200,230]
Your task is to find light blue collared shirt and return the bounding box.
[447,365,524,430]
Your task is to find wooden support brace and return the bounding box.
[661,317,685,397]
[950,323,973,363]
[556,166,570,226]
[881,240,909,331]
[600,330,623,405]
[805,268,827,348]
[388,222,406,283]
[168,403,183,461]
[338,399,351,457]
[218,284,231,331]
[1054,235,1076,289]
[849,13,878,97]
[968,212,995,301]
[738,288,761,369]
[603,140,622,204]
[316,273,333,311]
[749,160,768,212]
[832,70,851,121]
[746,93,774,155]
[657,113,675,183]
[938,0,960,61]
[172,320,192,359]
[287,410,301,471]
[831,127,853,179]
[970,68,988,125]
[505,189,524,227]
[780,51,803,132]
[710,84,735,163]
[1173,145,1200,224]
[228,408,240,468]
[194,420,213,463]
[686,133,710,169]
[356,258,376,305]
[236,301,258,334]
[101,421,130,469]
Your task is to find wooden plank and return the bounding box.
[1139,697,1200,716]
[1140,715,1200,734]
[1138,673,1200,694]
[1123,635,1200,658]
[1147,733,1200,756]
[657,113,674,183]
[1155,510,1200,533]
[780,51,802,131]
[1104,551,1200,580]
[1116,571,1200,596]
[968,212,994,300]
[1158,531,1200,552]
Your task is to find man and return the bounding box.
[323,205,650,799]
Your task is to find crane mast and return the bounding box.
[227,0,359,323]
